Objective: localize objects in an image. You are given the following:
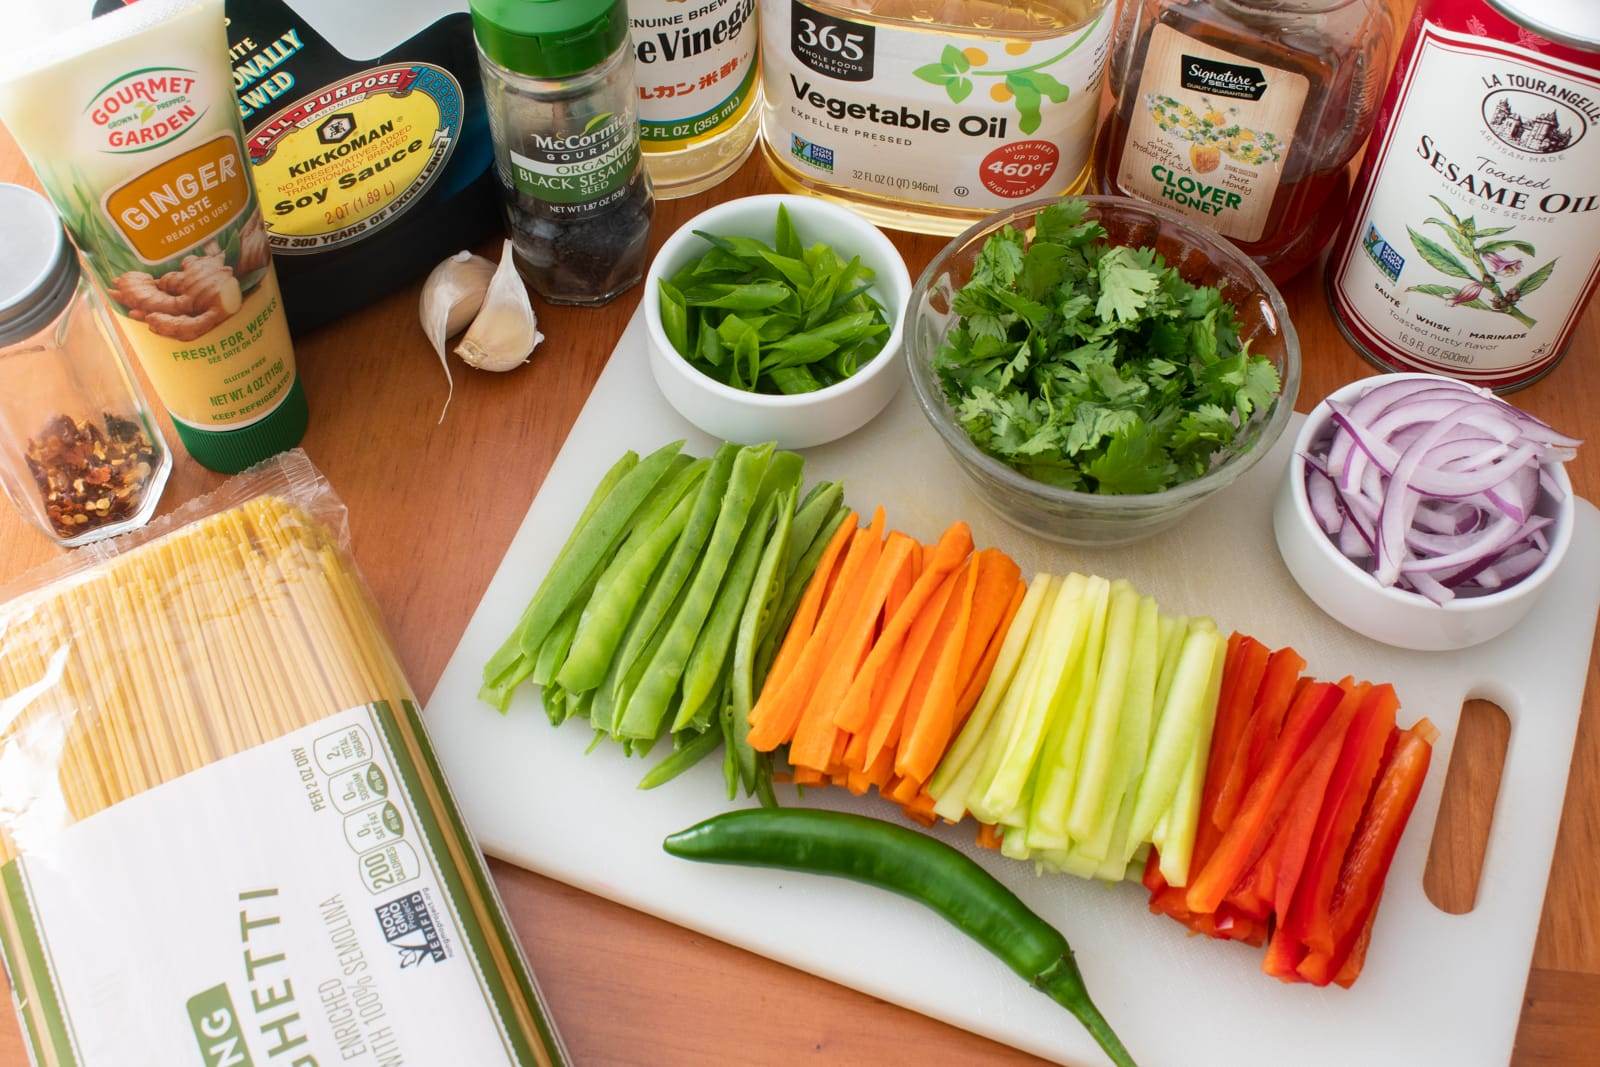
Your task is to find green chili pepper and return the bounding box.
[663,810,1137,1067]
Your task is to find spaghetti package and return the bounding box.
[0,452,567,1065]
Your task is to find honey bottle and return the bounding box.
[1095,0,1394,282]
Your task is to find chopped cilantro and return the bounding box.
[933,199,1280,495]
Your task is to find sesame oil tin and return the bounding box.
[1326,0,1600,390]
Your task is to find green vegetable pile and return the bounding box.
[934,199,1281,495]
[481,441,848,801]
[659,205,891,394]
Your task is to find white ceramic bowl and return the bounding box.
[1274,372,1575,651]
[643,194,910,450]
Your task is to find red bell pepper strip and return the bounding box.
[1213,647,1305,830]
[1296,718,1437,986]
[1186,680,1342,915]
[1196,638,1271,850]
[1280,685,1399,956]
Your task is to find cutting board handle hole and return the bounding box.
[1423,699,1510,915]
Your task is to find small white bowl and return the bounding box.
[643,194,910,450]
[1274,372,1575,651]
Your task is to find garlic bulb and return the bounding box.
[456,239,543,373]
[419,249,495,417]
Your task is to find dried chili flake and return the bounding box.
[25,414,157,538]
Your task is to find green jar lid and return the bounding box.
[470,0,628,79]
[174,376,309,474]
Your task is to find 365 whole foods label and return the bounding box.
[1114,25,1308,242]
[0,704,538,1066]
[246,62,465,255]
[509,113,642,216]
[1331,21,1600,383]
[633,0,759,150]
[760,1,1111,210]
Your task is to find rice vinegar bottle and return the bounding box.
[630,0,763,198]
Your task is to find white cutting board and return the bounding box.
[425,309,1600,1067]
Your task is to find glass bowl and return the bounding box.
[906,195,1302,546]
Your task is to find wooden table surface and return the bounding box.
[0,120,1597,1063]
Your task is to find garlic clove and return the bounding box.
[419,249,495,417]
[456,239,543,374]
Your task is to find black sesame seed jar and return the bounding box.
[470,0,655,306]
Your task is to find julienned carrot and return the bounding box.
[790,530,912,769]
[1213,646,1305,830]
[897,557,979,782]
[862,567,962,769]
[832,522,973,735]
[955,578,1026,722]
[791,766,825,785]
[975,822,1003,850]
[887,773,924,806]
[884,542,920,624]
[748,509,884,751]
[1186,681,1342,915]
[953,552,1022,684]
[755,513,856,708]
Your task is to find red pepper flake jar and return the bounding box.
[1327,0,1600,391]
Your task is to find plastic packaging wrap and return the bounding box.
[0,450,568,1065]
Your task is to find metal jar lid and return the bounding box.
[1488,0,1600,51]
[0,184,81,348]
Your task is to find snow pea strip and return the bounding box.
[663,810,1137,1067]
[622,443,773,739]
[513,441,684,661]
[753,504,850,690]
[730,488,795,791]
[612,443,738,698]
[532,599,583,691]
[557,459,709,692]
[785,482,843,579]
[481,451,638,691]
[597,575,688,736]
[637,727,721,790]
[676,493,779,731]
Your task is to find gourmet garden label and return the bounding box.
[1113,24,1309,242]
[1329,9,1600,388]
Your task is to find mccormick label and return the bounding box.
[507,113,642,217]
[1330,15,1600,386]
[246,62,465,255]
[632,0,760,151]
[1114,25,1308,242]
[760,0,1111,209]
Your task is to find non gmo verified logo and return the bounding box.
[375,890,447,969]
[85,66,208,154]
[791,134,834,173]
[1362,222,1405,283]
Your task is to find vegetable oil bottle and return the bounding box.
[630,0,762,198]
[756,0,1114,235]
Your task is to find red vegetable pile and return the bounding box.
[1304,377,1579,603]
[1144,633,1437,987]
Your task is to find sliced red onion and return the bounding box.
[1304,378,1579,602]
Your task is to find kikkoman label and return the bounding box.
[1331,21,1600,383]
[760,1,1111,210]
[509,113,642,216]
[634,0,760,150]
[1114,24,1308,242]
[85,66,211,154]
[246,63,465,254]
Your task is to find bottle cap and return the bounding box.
[174,376,310,474]
[469,0,628,79]
[0,184,80,348]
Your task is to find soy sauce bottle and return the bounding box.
[470,0,655,305]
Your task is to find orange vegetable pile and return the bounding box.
[1143,633,1438,987]
[747,508,1023,822]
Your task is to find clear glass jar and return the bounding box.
[0,185,171,547]
[472,0,655,306]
